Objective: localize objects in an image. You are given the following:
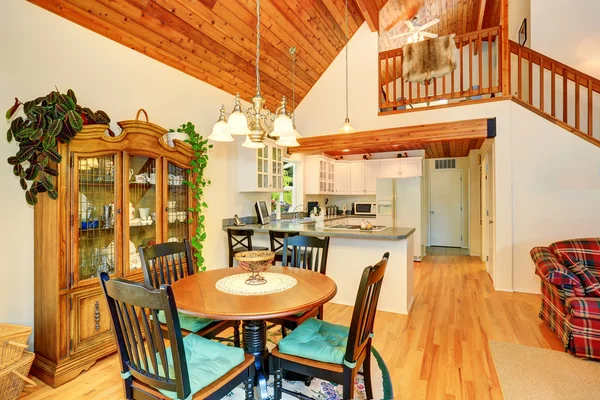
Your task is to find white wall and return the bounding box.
[531,0,600,78]
[0,2,269,333]
[509,0,531,46]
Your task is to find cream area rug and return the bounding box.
[490,341,600,400]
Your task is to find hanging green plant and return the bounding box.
[5,89,110,205]
[175,122,212,272]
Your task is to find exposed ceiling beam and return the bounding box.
[288,118,496,155]
[354,0,387,32]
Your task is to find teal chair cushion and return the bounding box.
[278,318,349,364]
[157,310,214,333]
[156,334,245,399]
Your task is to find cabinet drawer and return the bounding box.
[70,287,114,354]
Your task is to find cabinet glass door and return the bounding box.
[271,146,283,190]
[167,162,190,243]
[126,155,158,274]
[257,147,269,190]
[75,154,119,284]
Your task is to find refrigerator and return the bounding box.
[376,177,424,260]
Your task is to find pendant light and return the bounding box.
[340,0,355,134]
[209,0,296,148]
[276,46,300,147]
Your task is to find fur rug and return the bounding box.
[402,34,457,84]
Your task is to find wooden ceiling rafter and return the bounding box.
[28,0,367,109]
[354,0,387,32]
[288,118,496,158]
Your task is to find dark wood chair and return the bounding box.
[271,252,389,400]
[227,228,268,268]
[139,240,240,347]
[269,235,330,337]
[268,230,299,264]
[99,273,255,400]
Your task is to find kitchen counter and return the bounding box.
[222,221,415,240]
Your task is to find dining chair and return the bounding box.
[268,230,299,264]
[139,240,240,347]
[99,272,256,400]
[227,229,268,268]
[271,252,390,400]
[269,235,330,337]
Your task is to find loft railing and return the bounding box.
[379,26,503,111]
[510,40,600,137]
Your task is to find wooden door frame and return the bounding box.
[482,144,496,283]
[428,169,464,248]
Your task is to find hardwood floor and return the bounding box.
[426,246,471,256]
[21,256,562,399]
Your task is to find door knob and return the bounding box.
[489,220,494,224]
[430,211,435,214]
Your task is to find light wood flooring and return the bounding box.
[426,246,471,256]
[20,256,563,399]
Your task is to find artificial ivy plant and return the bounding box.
[174,122,212,272]
[5,89,110,205]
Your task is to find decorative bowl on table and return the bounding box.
[234,250,275,285]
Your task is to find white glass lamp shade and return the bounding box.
[272,113,295,137]
[339,118,355,134]
[227,111,250,135]
[276,134,300,147]
[294,127,302,138]
[242,135,265,148]
[208,120,233,142]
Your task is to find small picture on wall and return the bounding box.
[519,18,527,46]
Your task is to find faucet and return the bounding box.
[292,205,306,221]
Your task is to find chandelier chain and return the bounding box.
[345,0,349,121]
[292,49,296,124]
[256,0,261,96]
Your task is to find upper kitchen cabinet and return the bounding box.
[364,161,379,194]
[377,158,423,178]
[350,161,365,195]
[334,162,350,195]
[238,141,284,192]
[305,156,335,195]
[379,159,401,178]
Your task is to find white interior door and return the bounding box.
[430,170,462,247]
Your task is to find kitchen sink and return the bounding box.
[278,217,314,224]
[324,224,387,232]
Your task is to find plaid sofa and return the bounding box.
[531,238,600,360]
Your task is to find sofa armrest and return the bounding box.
[531,247,583,290]
[566,297,600,321]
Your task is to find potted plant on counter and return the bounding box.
[5,89,110,205]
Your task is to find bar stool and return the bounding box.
[269,230,300,265]
[227,228,268,268]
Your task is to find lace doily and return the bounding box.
[215,272,297,296]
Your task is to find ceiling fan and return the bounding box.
[390,17,440,43]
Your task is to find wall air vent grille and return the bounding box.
[435,159,456,169]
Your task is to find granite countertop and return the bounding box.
[222,221,415,241]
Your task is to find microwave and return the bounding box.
[353,202,377,215]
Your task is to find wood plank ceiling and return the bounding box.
[379,0,501,51]
[27,0,375,110]
[288,118,495,158]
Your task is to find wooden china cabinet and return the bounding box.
[32,117,195,387]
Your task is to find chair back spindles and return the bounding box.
[282,236,330,274]
[100,272,191,398]
[140,240,194,289]
[344,252,389,365]
[269,231,300,263]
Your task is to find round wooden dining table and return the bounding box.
[170,266,337,400]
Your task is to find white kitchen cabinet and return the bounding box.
[304,156,336,195]
[364,161,379,194]
[378,159,401,178]
[399,157,423,178]
[334,162,350,195]
[350,162,365,195]
[238,141,284,192]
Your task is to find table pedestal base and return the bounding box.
[243,320,269,400]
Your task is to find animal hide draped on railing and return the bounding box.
[402,34,457,84]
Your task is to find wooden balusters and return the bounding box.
[563,67,568,123]
[488,31,492,93]
[393,52,397,105]
[540,56,545,111]
[551,62,556,117]
[589,79,594,136]
[517,46,522,99]
[459,37,464,94]
[575,77,580,129]
[528,52,533,105]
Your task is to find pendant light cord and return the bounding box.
[345,0,349,121]
[256,0,261,96]
[292,48,296,124]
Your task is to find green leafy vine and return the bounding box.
[174,122,212,272]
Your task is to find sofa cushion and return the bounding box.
[566,297,600,321]
[155,333,245,399]
[278,318,349,365]
[157,310,214,333]
[550,239,600,276]
[565,259,600,297]
[531,247,584,296]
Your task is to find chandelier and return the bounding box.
[208,0,298,148]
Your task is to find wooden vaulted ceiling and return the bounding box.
[28,0,384,109]
[379,0,502,51]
